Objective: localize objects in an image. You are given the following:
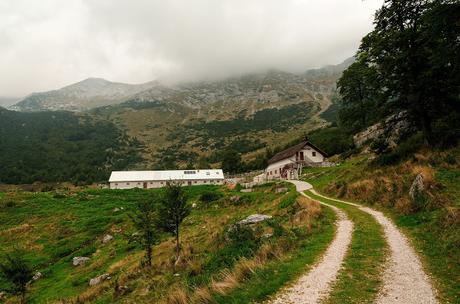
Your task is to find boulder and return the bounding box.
[275,187,288,193]
[89,273,111,286]
[73,256,90,266]
[237,214,272,225]
[102,234,114,244]
[409,173,424,200]
[113,207,120,212]
[32,271,42,281]
[241,189,253,193]
[229,195,242,203]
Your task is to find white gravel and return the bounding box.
[268,182,353,304]
[310,189,439,304]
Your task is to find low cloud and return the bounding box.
[0,0,383,96]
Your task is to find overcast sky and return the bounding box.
[0,0,383,97]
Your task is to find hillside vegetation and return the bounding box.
[0,108,140,184]
[302,144,460,302]
[0,183,335,303]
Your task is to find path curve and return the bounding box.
[269,181,353,304]
[309,189,438,304]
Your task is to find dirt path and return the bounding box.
[310,189,439,304]
[269,181,353,304]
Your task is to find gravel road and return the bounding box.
[310,189,439,304]
[269,183,353,304]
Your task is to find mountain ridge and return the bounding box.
[12,57,354,112]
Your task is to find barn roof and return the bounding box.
[267,140,327,165]
[109,169,224,182]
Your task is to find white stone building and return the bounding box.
[265,139,327,180]
[109,169,225,189]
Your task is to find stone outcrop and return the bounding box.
[89,273,111,286]
[102,234,114,244]
[73,256,90,266]
[237,214,272,225]
[353,111,413,148]
[409,173,424,200]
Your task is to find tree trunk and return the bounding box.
[146,245,152,267]
[175,225,180,262]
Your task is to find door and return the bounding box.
[143,182,147,189]
[188,181,192,186]
[299,151,304,160]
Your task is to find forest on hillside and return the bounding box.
[0,109,141,184]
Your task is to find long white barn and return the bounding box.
[109,169,225,189]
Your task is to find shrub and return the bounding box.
[373,133,424,166]
[279,191,298,209]
[227,224,257,244]
[199,191,222,203]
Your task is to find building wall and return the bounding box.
[110,179,224,189]
[266,157,295,179]
[265,145,325,180]
[301,146,325,163]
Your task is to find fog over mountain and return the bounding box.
[0,0,383,97]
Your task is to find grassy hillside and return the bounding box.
[0,183,334,303]
[301,144,460,303]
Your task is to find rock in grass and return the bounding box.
[89,273,111,286]
[241,188,253,193]
[32,271,42,281]
[102,234,114,244]
[73,256,90,266]
[237,214,272,225]
[229,195,242,203]
[409,173,424,200]
[275,187,288,193]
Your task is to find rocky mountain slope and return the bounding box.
[11,58,353,168]
[12,78,160,111]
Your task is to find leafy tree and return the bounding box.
[221,149,242,174]
[129,200,158,267]
[337,57,384,133]
[338,0,460,146]
[0,251,34,304]
[157,182,191,264]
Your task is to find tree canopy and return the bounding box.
[338,0,460,146]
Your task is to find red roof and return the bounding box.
[267,140,327,165]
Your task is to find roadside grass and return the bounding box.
[0,182,337,303]
[301,145,460,303]
[212,206,336,303]
[304,190,387,304]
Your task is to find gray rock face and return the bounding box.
[237,214,272,225]
[89,273,111,286]
[73,256,90,266]
[102,234,114,244]
[409,173,424,200]
[354,111,413,148]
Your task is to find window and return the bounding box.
[150,182,153,184]
[206,172,210,175]
[194,181,197,184]
[184,170,196,174]
[160,182,164,184]
[312,151,317,157]
[299,151,304,160]
[138,183,141,185]
[275,169,277,174]
[115,183,118,186]
[126,183,130,185]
